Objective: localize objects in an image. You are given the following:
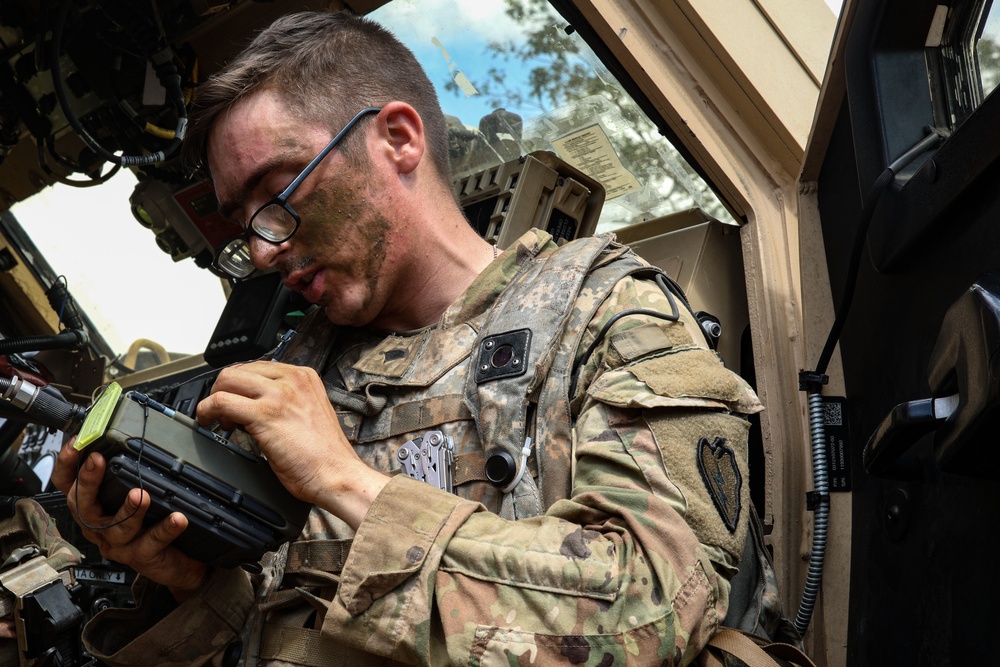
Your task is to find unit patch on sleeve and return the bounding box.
[697,436,742,533]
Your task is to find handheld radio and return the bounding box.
[74,382,310,569]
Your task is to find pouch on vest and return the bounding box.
[0,498,84,667]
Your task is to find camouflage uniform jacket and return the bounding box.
[81,229,763,666]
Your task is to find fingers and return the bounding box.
[58,444,118,535]
[197,363,270,428]
[198,362,325,428]
[99,487,151,543]
[68,482,206,594]
[52,437,82,495]
[55,429,208,597]
[64,451,107,527]
[210,361,322,397]
[99,501,175,562]
[99,508,207,595]
[210,361,292,395]
[61,451,140,540]
[64,458,158,553]
[65,459,146,549]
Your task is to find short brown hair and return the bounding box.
[183,10,452,182]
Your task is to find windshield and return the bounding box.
[370,0,735,232]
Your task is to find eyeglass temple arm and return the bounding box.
[277,106,383,200]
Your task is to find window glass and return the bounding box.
[937,0,1000,128]
[978,5,1000,98]
[8,170,228,360]
[370,0,735,232]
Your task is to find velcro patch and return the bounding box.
[609,322,677,362]
[617,348,764,415]
[698,436,742,533]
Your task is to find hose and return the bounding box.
[0,375,87,433]
[0,331,87,355]
[795,386,830,635]
[37,135,122,188]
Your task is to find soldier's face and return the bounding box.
[209,90,399,327]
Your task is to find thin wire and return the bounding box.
[569,272,683,399]
[142,335,294,397]
[74,399,148,531]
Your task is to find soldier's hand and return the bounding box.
[199,361,389,530]
[53,440,208,600]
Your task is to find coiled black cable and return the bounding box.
[50,0,187,168]
[795,128,946,635]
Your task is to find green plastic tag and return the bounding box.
[75,382,123,450]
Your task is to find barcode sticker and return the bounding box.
[823,396,852,491]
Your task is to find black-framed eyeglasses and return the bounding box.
[213,106,383,279]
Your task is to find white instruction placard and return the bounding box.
[552,124,640,199]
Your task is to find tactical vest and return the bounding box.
[249,234,805,667]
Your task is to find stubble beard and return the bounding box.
[301,183,395,327]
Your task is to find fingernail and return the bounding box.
[85,456,96,472]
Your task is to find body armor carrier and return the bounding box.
[247,234,801,666]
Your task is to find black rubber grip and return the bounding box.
[30,386,87,433]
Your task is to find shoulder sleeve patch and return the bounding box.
[698,436,742,534]
[646,411,751,560]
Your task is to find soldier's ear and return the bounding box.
[376,102,424,175]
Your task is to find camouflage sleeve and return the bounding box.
[80,566,253,666]
[322,275,763,665]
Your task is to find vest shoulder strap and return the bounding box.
[464,233,672,517]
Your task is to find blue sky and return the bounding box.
[371,0,539,128]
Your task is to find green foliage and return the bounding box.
[977,37,1000,97]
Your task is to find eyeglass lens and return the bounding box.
[251,203,299,242]
[215,239,254,278]
[216,203,298,278]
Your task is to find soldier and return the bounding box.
[53,10,784,666]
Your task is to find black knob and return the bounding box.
[485,451,517,488]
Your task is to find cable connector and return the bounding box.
[806,490,830,511]
[501,437,533,494]
[799,370,829,392]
